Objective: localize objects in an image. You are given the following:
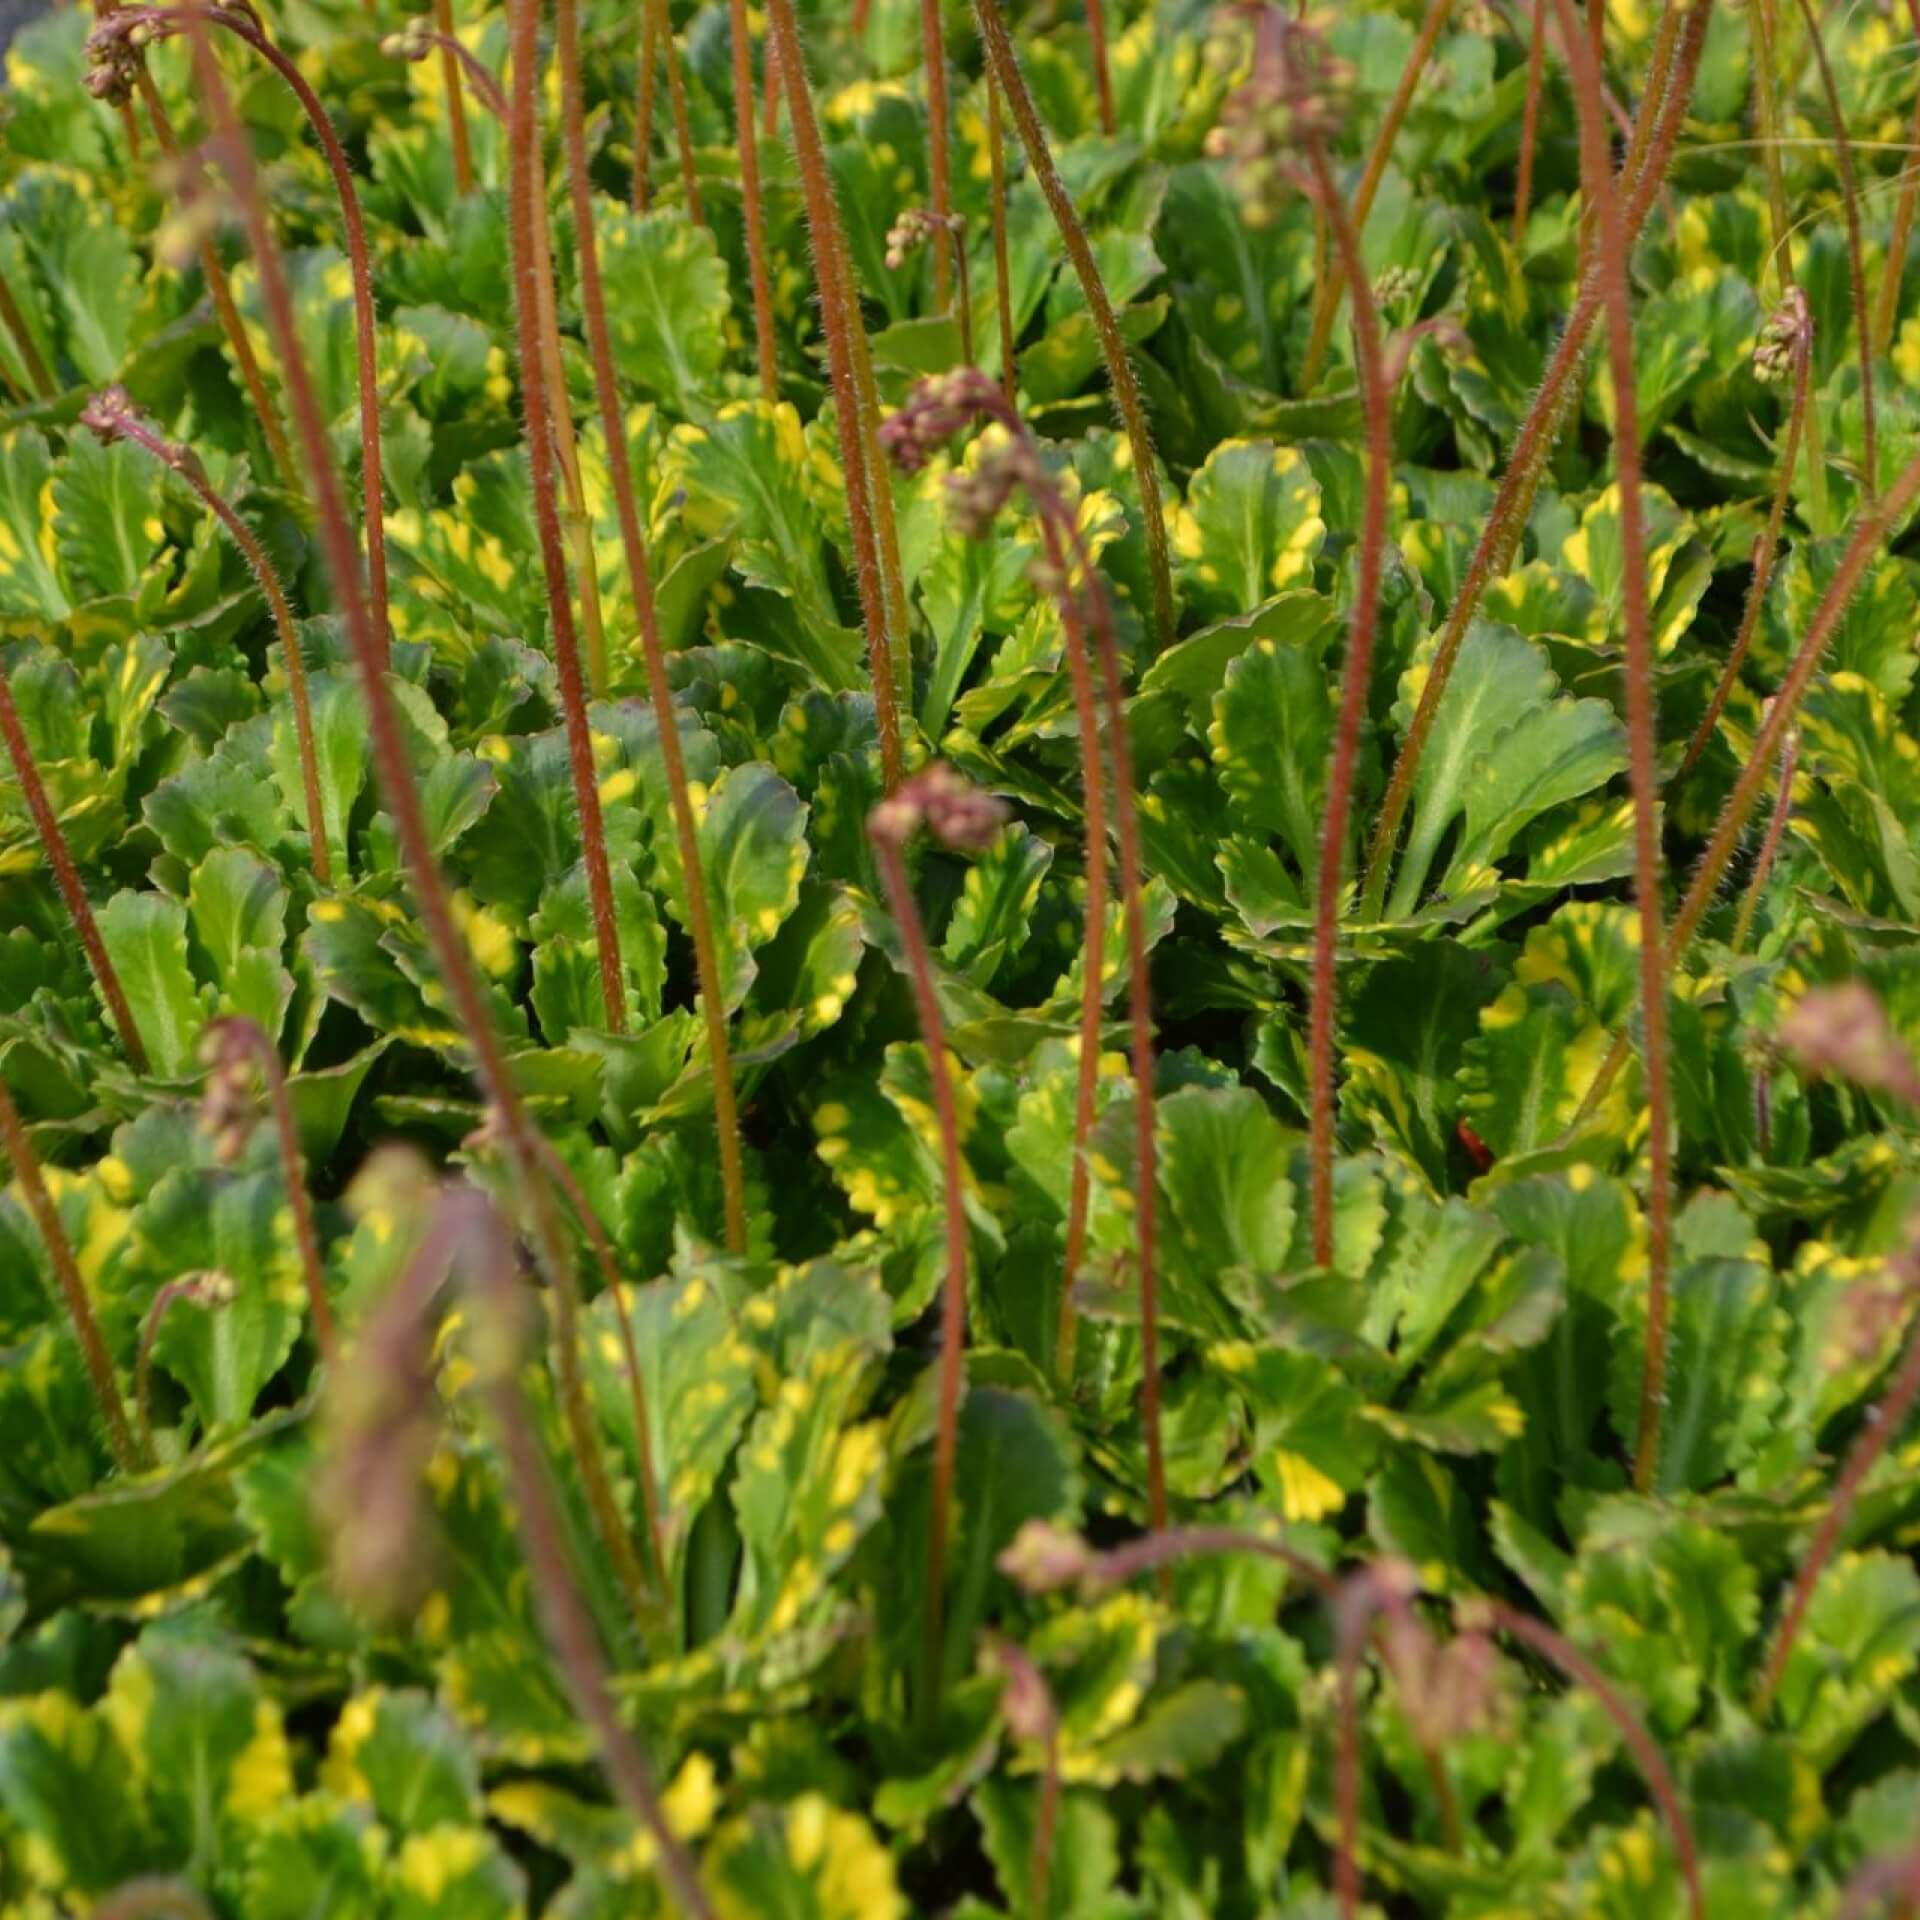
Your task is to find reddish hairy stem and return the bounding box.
[1572,448,1920,1127]
[1479,1600,1703,1919]
[0,670,148,1071]
[1872,0,1920,357]
[1360,0,1709,917]
[556,0,750,1254]
[226,1018,336,1366]
[1300,0,1454,389]
[0,269,55,400]
[987,64,1017,403]
[1513,0,1547,243]
[1676,323,1810,782]
[526,1127,671,1598]
[394,29,508,121]
[147,4,392,660]
[1794,0,1876,504]
[0,1076,142,1471]
[1298,29,1392,1273]
[183,12,654,1629]
[729,0,780,403]
[647,0,705,224]
[433,0,474,194]
[1755,1248,1920,1714]
[920,0,954,309]
[1550,0,1673,1496]
[975,0,1176,654]
[1730,729,1799,956]
[633,0,660,211]
[871,828,972,1709]
[767,0,905,790]
[100,408,332,887]
[460,1196,716,1920]
[1086,0,1115,136]
[761,17,780,142]
[508,0,628,1037]
[1047,510,1110,1385]
[131,74,301,498]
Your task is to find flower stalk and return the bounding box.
[766,0,905,790]
[0,1074,143,1471]
[1549,0,1673,1497]
[508,0,628,1037]
[90,2,393,659]
[555,0,751,1254]
[975,0,1176,653]
[919,0,954,310]
[0,269,55,400]
[1360,0,1710,918]
[181,9,655,1627]
[0,667,149,1071]
[1513,0,1546,243]
[986,63,1017,402]
[1730,727,1798,956]
[432,0,474,194]
[729,0,780,403]
[868,766,1009,1708]
[135,1271,233,1457]
[82,385,332,888]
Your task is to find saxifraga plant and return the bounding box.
[1298,0,1453,390]
[1675,288,1812,783]
[0,1073,144,1471]
[1730,727,1799,956]
[984,1638,1062,1916]
[867,765,1008,1709]
[766,0,905,790]
[634,0,704,224]
[180,10,659,1623]
[555,0,752,1254]
[88,2,393,659]
[1793,0,1875,504]
[82,385,333,889]
[883,370,1169,1537]
[432,0,474,194]
[507,0,628,1038]
[1570,442,1920,1128]
[1243,12,1394,1272]
[199,1014,337,1366]
[0,667,150,1073]
[1549,0,1675,1496]
[1755,985,1920,1716]
[974,0,1177,654]
[1359,0,1711,917]
[728,0,780,402]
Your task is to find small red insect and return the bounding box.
[1456,1119,1494,1173]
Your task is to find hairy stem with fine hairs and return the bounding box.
[1475,1599,1703,1919]
[1550,0,1673,1496]
[507,0,628,1037]
[555,0,751,1256]
[975,0,1176,652]
[0,1075,142,1471]
[1292,15,1392,1273]
[633,0,660,211]
[0,667,148,1071]
[1086,0,1115,135]
[987,64,1017,403]
[1570,446,1920,1129]
[432,0,474,193]
[643,0,705,223]
[1872,0,1920,357]
[1360,0,1711,917]
[1299,0,1454,389]
[767,0,905,789]
[869,801,975,1710]
[456,1193,716,1918]
[116,4,392,658]
[729,0,780,402]
[183,12,655,1629]
[1730,729,1799,956]
[83,390,332,887]
[0,268,54,400]
[1794,0,1876,504]
[1675,312,1810,783]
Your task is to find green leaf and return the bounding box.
[1774,1551,1920,1767]
[1174,439,1325,623]
[0,1688,151,1895]
[52,433,161,603]
[269,670,371,882]
[321,1687,483,1835]
[96,890,213,1078]
[943,824,1054,989]
[0,430,70,620]
[594,201,732,415]
[188,846,294,1042]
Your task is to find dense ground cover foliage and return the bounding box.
[5,0,1920,1910]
